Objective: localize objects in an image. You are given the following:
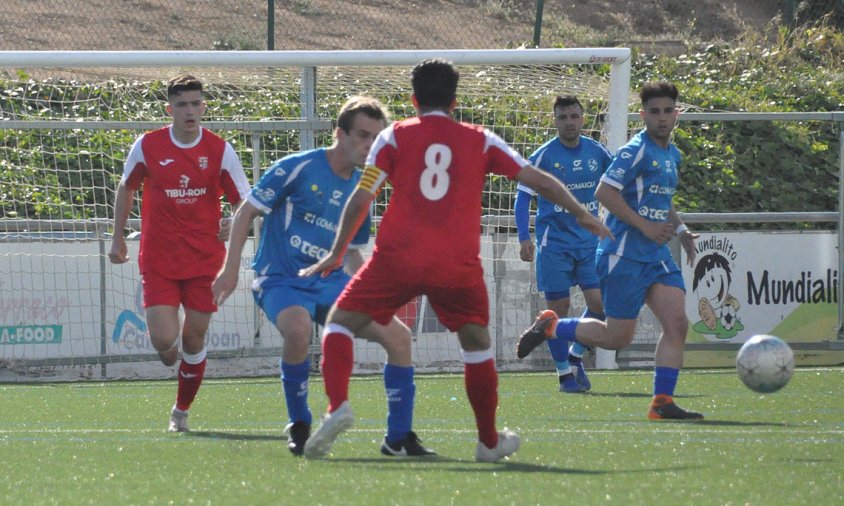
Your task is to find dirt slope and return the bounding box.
[0,0,784,51]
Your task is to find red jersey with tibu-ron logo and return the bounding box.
[122,126,250,279]
[366,112,527,284]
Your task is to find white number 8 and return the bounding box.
[420,144,451,201]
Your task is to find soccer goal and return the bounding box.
[0,48,632,381]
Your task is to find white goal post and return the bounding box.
[0,48,632,151]
[0,48,631,381]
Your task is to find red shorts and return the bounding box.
[141,271,217,313]
[336,256,489,331]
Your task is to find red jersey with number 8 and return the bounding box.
[366,112,527,283]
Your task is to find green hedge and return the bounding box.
[1,24,841,224]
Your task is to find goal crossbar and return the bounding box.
[0,48,632,151]
[0,48,632,67]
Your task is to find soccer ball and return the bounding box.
[735,334,794,393]
[720,304,737,331]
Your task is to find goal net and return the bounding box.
[0,49,632,381]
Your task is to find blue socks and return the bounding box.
[654,366,680,397]
[546,334,571,363]
[548,319,580,375]
[281,359,312,425]
[553,318,579,342]
[384,363,415,443]
[570,308,605,362]
[569,341,587,363]
[283,360,416,440]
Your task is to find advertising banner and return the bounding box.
[682,231,842,367]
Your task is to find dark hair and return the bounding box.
[410,58,459,109]
[336,95,389,133]
[167,74,203,100]
[692,253,732,293]
[553,95,583,112]
[639,81,678,105]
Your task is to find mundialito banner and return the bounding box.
[681,231,842,367]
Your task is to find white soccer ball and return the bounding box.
[735,334,794,393]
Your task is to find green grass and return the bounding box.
[1,368,842,505]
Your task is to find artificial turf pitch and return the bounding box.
[1,367,841,504]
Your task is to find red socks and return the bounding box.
[321,330,354,413]
[175,356,206,412]
[464,358,499,449]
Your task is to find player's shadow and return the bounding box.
[584,392,708,399]
[693,419,793,427]
[326,457,700,476]
[449,462,703,476]
[330,456,602,474]
[783,458,837,464]
[185,430,285,442]
[578,418,788,427]
[581,391,652,398]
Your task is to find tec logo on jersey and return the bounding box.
[573,160,583,171]
[638,206,669,220]
[159,159,175,166]
[290,234,329,260]
[329,190,344,206]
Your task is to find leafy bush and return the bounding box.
[0,23,841,225]
[632,22,842,228]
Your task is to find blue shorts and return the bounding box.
[597,254,685,320]
[536,245,600,300]
[252,272,350,326]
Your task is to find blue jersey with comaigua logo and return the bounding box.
[597,129,681,262]
[247,148,370,279]
[516,135,611,250]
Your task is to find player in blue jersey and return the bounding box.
[518,82,703,420]
[514,95,612,393]
[213,96,435,456]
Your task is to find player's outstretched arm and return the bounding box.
[109,182,134,264]
[574,213,613,241]
[299,188,374,278]
[213,200,260,306]
[516,165,613,240]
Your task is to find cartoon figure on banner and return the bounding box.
[112,280,147,343]
[691,252,744,338]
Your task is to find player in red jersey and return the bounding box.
[299,59,612,461]
[109,75,250,432]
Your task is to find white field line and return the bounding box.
[1,426,842,435]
